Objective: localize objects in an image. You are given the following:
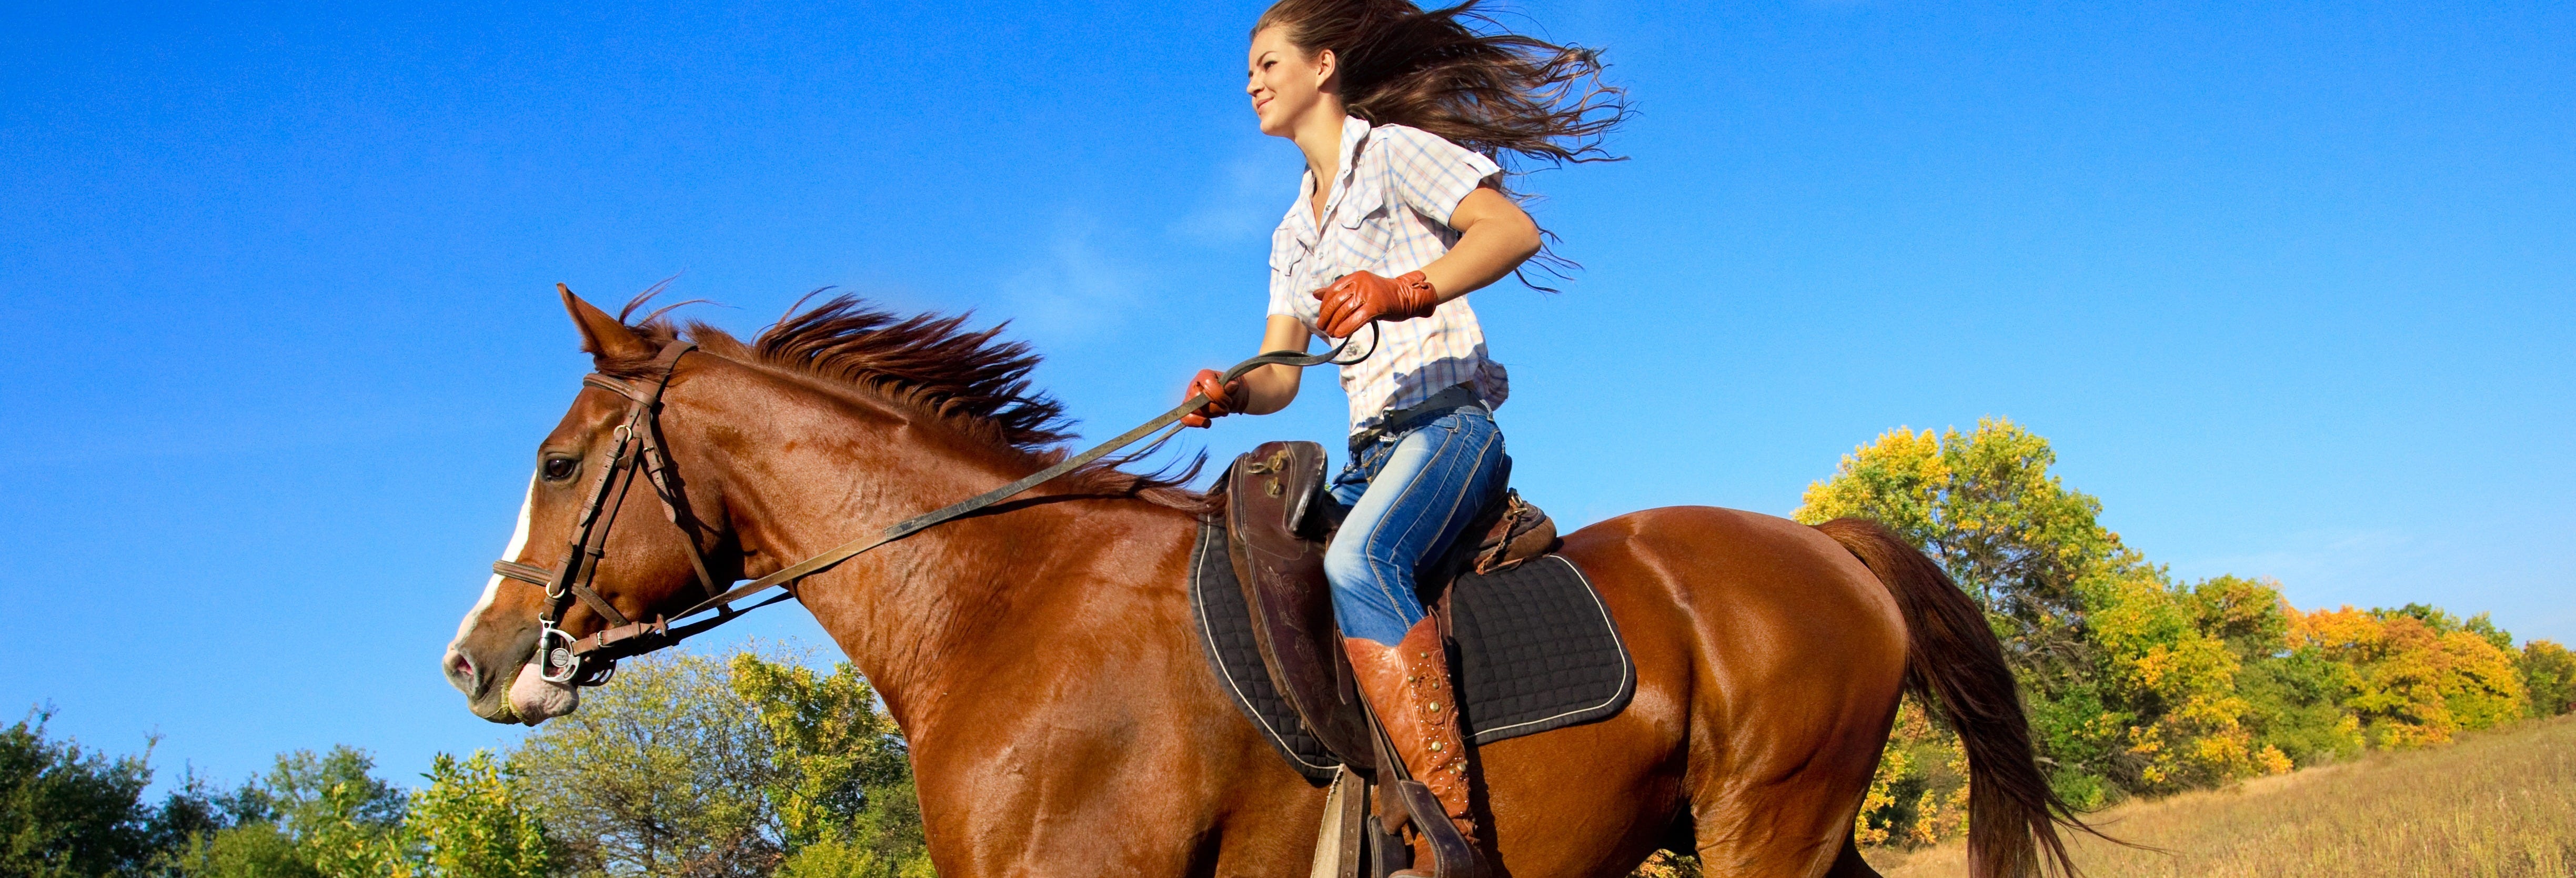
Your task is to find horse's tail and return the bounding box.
[1816,517,2095,878]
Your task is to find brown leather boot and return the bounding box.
[1344,616,1481,877]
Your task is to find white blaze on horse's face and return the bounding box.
[461,475,537,640]
[444,475,536,694]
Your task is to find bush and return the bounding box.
[407,751,558,878]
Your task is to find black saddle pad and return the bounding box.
[1187,523,1635,783]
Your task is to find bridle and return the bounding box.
[493,326,1378,687]
[491,340,731,685]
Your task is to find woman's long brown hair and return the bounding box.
[1254,0,1631,285]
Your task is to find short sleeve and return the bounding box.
[1374,126,1504,228]
[1265,253,1296,319]
[1265,207,1314,326]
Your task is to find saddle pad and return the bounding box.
[1188,523,1636,783]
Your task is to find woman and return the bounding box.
[1179,0,1623,865]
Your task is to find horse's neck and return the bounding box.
[691,369,1189,732]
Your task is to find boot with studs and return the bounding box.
[1344,615,1483,877]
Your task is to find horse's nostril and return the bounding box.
[446,651,477,689]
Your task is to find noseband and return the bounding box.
[492,326,1380,687]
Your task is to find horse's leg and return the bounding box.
[908,641,1327,878]
[1569,508,1905,878]
[1679,704,1891,878]
[1822,839,1882,878]
[1473,718,1690,877]
[1455,515,1718,878]
[888,518,1331,878]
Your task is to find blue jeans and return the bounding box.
[1325,405,1508,645]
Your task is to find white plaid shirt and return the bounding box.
[1269,116,1510,436]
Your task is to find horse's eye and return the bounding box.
[541,457,578,482]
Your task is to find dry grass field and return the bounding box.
[1867,714,2576,878]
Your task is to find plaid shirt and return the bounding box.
[1270,117,1510,436]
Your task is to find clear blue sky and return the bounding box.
[3,0,2568,791]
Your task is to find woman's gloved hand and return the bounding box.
[1312,270,1439,338]
[1181,368,1244,428]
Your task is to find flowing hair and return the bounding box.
[1253,0,1631,287]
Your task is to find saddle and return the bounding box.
[1212,441,1562,771]
[1194,441,1634,877]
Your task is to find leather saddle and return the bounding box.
[1212,440,1559,770]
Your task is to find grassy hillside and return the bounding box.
[1870,714,2576,878]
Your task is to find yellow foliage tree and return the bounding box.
[2290,607,2528,747]
[1849,698,1972,850]
[1800,419,2544,855]
[1797,419,2278,813]
[2082,568,2288,790]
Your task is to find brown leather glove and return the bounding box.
[1311,270,1439,338]
[1180,368,1243,428]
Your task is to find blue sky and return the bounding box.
[2,0,2568,791]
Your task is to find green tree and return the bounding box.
[2181,576,2361,766]
[406,751,558,878]
[1797,421,2290,812]
[2522,640,2576,718]
[1798,420,2185,805]
[1796,418,2126,690]
[2181,575,2291,661]
[175,821,313,878]
[2229,646,2365,766]
[2,709,158,877]
[514,648,926,878]
[729,656,927,878]
[2079,568,2283,792]
[514,651,775,877]
[0,708,227,877]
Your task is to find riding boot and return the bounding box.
[1344,616,1482,878]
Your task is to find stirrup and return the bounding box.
[1391,779,1485,878]
[1367,693,1488,878]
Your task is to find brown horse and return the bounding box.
[443,290,2087,878]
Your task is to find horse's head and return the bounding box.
[443,288,736,725]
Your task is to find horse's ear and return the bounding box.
[560,284,653,362]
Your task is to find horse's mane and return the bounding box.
[600,287,1210,511]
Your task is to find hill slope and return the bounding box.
[1871,715,2576,877]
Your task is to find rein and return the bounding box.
[497,326,1378,685]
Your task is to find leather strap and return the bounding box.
[1347,382,1486,449]
[559,324,1382,668]
[492,560,552,586]
[526,340,697,662]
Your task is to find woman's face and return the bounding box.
[1246,26,1335,137]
